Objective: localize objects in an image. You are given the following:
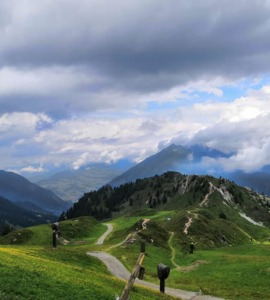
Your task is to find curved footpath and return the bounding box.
[96,223,113,245]
[87,224,224,300]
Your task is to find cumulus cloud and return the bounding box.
[170,85,270,172]
[1,0,270,115]
[1,1,270,174]
[1,83,270,173]
[0,112,52,140]
[201,137,270,173]
[19,165,45,173]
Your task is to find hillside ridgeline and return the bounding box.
[60,171,270,249]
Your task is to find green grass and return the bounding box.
[0,216,174,300]
[0,245,173,300]
[1,213,270,300]
[169,244,270,300]
[102,210,270,300]
[0,216,106,246]
[108,235,270,299]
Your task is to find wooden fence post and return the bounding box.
[120,242,146,300]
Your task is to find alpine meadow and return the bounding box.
[1,172,270,299]
[1,1,270,300]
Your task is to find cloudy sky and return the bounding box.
[1,0,270,176]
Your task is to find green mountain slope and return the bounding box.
[62,172,270,247]
[0,216,105,246]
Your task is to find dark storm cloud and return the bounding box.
[2,0,270,173]
[1,0,270,95]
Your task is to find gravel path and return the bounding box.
[89,223,224,300]
[96,223,113,245]
[87,251,224,300]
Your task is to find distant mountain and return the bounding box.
[108,144,270,196]
[61,171,270,247]
[0,195,57,235]
[230,170,270,195]
[108,144,230,187]
[37,163,132,202]
[31,144,270,205]
[0,170,70,214]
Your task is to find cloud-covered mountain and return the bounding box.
[0,170,71,214]
[108,144,230,186]
[108,144,270,196]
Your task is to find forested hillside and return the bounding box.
[0,196,57,235]
[60,172,270,248]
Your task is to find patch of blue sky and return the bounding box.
[187,91,219,104]
[146,91,221,112]
[146,100,184,111]
[247,76,270,89]
[35,119,54,131]
[219,85,246,102]
[221,76,270,102]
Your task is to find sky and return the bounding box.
[1,0,270,177]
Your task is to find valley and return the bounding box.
[2,1,270,299]
[1,207,269,299]
[0,170,270,299]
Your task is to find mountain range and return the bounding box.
[61,171,270,248]
[0,170,72,234]
[32,144,270,203]
[36,163,127,202]
[109,144,230,186]
[108,144,270,196]
[0,195,57,235]
[2,143,270,235]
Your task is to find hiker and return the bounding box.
[190,242,195,254]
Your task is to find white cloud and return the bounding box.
[19,165,45,173]
[0,112,52,137]
[202,137,270,173]
[175,85,270,172]
[1,1,270,174]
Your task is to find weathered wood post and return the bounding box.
[157,263,170,293]
[120,241,146,300]
[51,222,59,248]
[140,241,145,253]
[138,266,145,280]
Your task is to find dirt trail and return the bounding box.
[96,223,113,245]
[168,232,180,268]
[199,183,214,207]
[183,217,193,235]
[88,224,224,300]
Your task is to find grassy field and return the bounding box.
[0,217,174,300]
[104,212,270,300]
[0,216,106,246]
[169,244,270,300]
[0,245,174,300]
[1,213,270,299]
